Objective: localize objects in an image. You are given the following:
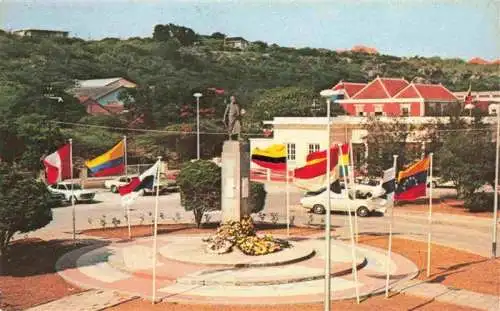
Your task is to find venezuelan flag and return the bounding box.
[85,140,125,177]
[251,144,287,171]
[395,157,430,201]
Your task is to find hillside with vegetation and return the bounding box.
[0,23,498,169]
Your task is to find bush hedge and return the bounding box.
[464,192,495,213]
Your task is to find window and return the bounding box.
[286,143,296,161]
[374,105,383,116]
[57,184,67,190]
[401,104,410,116]
[308,143,320,154]
[355,105,364,116]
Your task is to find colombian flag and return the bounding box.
[251,144,287,171]
[85,140,125,177]
[293,145,340,191]
[394,157,430,201]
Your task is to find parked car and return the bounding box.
[47,182,96,204]
[143,173,179,195]
[427,177,454,188]
[104,176,137,193]
[48,191,66,207]
[300,184,389,216]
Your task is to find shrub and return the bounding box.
[178,161,268,227]
[464,192,495,213]
[248,182,266,214]
[0,164,54,257]
[177,160,221,227]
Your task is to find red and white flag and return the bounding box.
[43,144,71,185]
[119,160,160,205]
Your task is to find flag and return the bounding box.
[251,144,287,171]
[394,157,430,201]
[85,140,125,177]
[338,143,349,177]
[119,160,160,205]
[42,144,71,185]
[464,83,473,105]
[382,167,396,194]
[294,145,340,191]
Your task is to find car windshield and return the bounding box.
[66,184,82,190]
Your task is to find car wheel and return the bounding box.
[356,206,370,217]
[110,185,118,193]
[432,181,438,188]
[312,204,326,214]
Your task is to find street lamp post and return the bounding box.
[319,89,337,311]
[193,93,203,160]
[493,104,499,258]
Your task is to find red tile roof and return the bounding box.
[352,77,408,99]
[352,78,390,99]
[379,78,409,96]
[413,83,458,101]
[351,45,379,54]
[393,84,421,99]
[468,57,490,65]
[394,83,457,101]
[331,81,367,98]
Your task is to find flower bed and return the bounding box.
[203,216,289,256]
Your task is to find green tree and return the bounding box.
[177,160,221,227]
[210,32,226,39]
[434,117,495,198]
[0,164,54,257]
[249,87,321,123]
[0,114,66,172]
[364,117,419,176]
[177,160,267,227]
[153,23,198,46]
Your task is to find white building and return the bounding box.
[250,116,497,172]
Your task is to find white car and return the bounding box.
[300,187,390,217]
[427,177,454,188]
[104,176,136,193]
[47,182,96,204]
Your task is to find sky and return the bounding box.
[1,0,499,60]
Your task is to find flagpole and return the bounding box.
[324,97,332,311]
[339,144,360,304]
[286,161,290,237]
[385,155,398,298]
[426,153,434,277]
[69,138,76,242]
[348,141,358,243]
[123,136,131,240]
[492,109,499,258]
[152,156,162,304]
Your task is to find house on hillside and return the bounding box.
[71,77,136,116]
[14,29,69,38]
[333,76,459,117]
[224,37,249,50]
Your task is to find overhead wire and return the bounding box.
[49,119,495,137]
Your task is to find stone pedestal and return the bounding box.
[221,140,250,222]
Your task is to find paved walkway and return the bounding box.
[393,279,500,311]
[25,289,136,311]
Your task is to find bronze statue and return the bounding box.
[223,95,243,140]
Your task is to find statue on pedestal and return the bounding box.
[223,95,244,141]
